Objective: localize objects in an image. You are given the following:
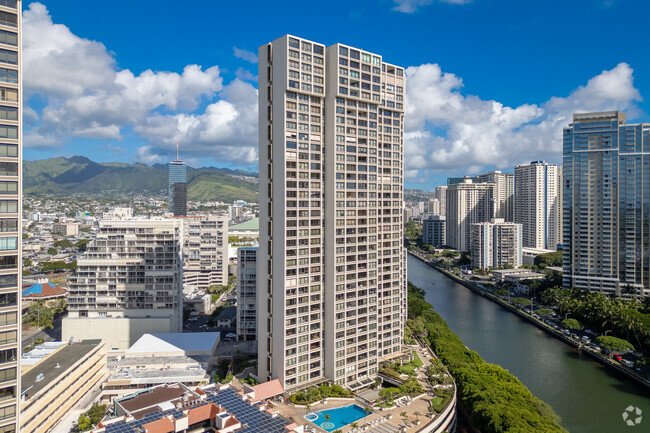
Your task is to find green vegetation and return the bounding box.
[24,299,66,329]
[512,297,532,307]
[536,308,554,317]
[408,281,567,433]
[47,247,57,255]
[541,288,650,354]
[75,239,91,251]
[289,384,352,405]
[54,238,73,248]
[405,220,421,240]
[75,403,107,432]
[23,156,259,202]
[561,318,583,331]
[595,336,634,353]
[534,251,563,268]
[430,395,451,413]
[38,260,77,273]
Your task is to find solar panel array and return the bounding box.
[104,387,295,433]
[208,387,295,433]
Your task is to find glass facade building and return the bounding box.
[0,1,19,431]
[168,160,187,216]
[563,111,650,297]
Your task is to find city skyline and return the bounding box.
[17,0,650,188]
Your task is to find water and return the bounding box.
[407,255,650,433]
[309,404,368,431]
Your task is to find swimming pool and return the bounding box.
[307,404,369,432]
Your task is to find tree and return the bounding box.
[351,422,358,429]
[512,297,531,307]
[76,414,92,432]
[536,308,554,317]
[561,318,583,331]
[534,251,562,267]
[324,413,331,424]
[54,239,73,249]
[23,257,32,267]
[75,239,91,251]
[47,247,57,255]
[595,336,634,353]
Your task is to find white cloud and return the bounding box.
[133,79,259,165]
[233,46,258,63]
[404,62,642,179]
[393,0,471,13]
[22,2,241,161]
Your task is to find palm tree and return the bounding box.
[400,411,408,423]
[324,413,331,424]
[414,411,421,422]
[351,422,359,429]
[364,406,372,416]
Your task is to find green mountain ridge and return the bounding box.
[23,156,259,203]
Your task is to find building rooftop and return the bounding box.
[22,281,67,298]
[229,217,259,231]
[215,306,236,322]
[21,340,101,398]
[126,333,220,355]
[99,385,298,433]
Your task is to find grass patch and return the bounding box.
[412,350,424,368]
[430,396,449,413]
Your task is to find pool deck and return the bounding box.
[270,344,452,433]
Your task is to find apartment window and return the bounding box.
[0,12,16,28]
[0,312,16,326]
[0,1,17,9]
[0,49,16,66]
[0,220,16,232]
[0,404,14,421]
[0,68,15,84]
[0,368,15,384]
[0,31,14,49]
[0,144,15,158]
[0,106,16,121]
[0,200,16,214]
[0,237,16,251]
[0,126,16,139]
[0,331,15,345]
[0,182,15,195]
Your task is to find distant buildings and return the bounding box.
[169,160,187,217]
[422,215,446,248]
[435,185,447,217]
[92,383,299,433]
[20,340,107,433]
[102,207,133,220]
[63,220,184,349]
[449,171,513,221]
[236,247,257,341]
[470,219,522,269]
[446,179,495,251]
[183,215,229,289]
[514,161,562,250]
[102,333,219,401]
[563,111,650,297]
[0,1,21,430]
[52,221,79,236]
[258,35,406,391]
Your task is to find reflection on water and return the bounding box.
[407,255,650,433]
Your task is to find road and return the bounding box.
[22,313,64,348]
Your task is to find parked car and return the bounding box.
[613,354,623,362]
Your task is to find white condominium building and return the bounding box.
[0,1,20,431]
[514,161,562,250]
[470,219,522,269]
[182,215,229,289]
[445,179,495,252]
[434,185,447,217]
[258,35,406,391]
[63,220,184,349]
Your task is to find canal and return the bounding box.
[407,255,650,433]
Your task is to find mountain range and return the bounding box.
[23,156,259,203]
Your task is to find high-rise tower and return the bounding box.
[0,1,20,431]
[169,145,187,217]
[563,111,650,297]
[514,161,562,250]
[257,35,406,391]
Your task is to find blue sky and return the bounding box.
[22,0,650,188]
